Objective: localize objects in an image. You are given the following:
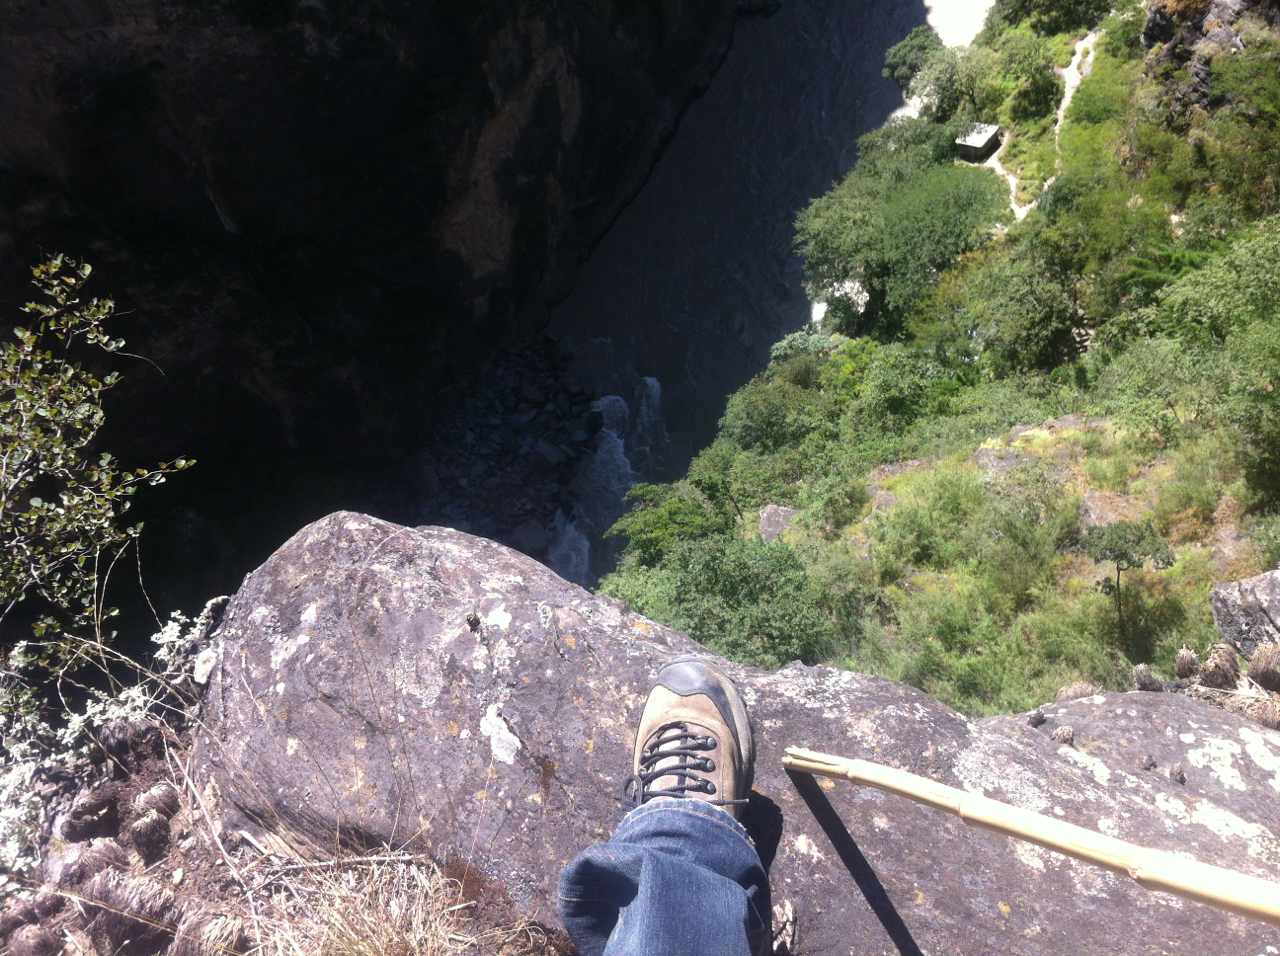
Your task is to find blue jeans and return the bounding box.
[558,797,771,956]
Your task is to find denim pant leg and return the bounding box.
[558,797,771,956]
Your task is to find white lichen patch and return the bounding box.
[1058,746,1111,785]
[300,602,319,625]
[1179,733,1196,744]
[192,645,219,685]
[482,603,512,630]
[490,638,516,673]
[1013,839,1050,872]
[1190,800,1280,863]
[1097,816,1120,837]
[791,833,827,864]
[271,632,311,670]
[480,703,521,764]
[954,741,1050,812]
[1239,727,1280,793]
[1186,737,1246,791]
[1154,792,1191,825]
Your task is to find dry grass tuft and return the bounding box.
[1248,643,1280,693]
[246,855,555,956]
[1175,646,1199,680]
[1200,642,1240,689]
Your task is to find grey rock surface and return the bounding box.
[758,504,799,543]
[197,513,1280,954]
[1212,570,1280,659]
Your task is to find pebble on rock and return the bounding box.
[1051,725,1075,746]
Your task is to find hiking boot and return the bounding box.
[629,658,755,819]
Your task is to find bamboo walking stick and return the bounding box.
[783,746,1280,928]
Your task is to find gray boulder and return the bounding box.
[196,513,1280,954]
[758,504,799,542]
[1211,569,1280,659]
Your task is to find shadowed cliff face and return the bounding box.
[0,0,927,622]
[0,0,736,616]
[550,0,928,475]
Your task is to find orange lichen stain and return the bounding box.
[914,889,925,905]
[563,635,577,649]
[583,738,595,754]
[473,789,488,801]
[997,901,1012,918]
[818,778,836,791]
[446,720,461,736]
[633,621,652,634]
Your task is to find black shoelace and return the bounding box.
[626,720,747,808]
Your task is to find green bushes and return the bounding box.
[603,10,1280,719]
[1143,217,1280,343]
[603,536,837,668]
[796,139,1007,334]
[1148,432,1236,539]
[719,376,835,452]
[606,482,733,568]
[870,466,988,575]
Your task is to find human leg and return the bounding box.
[557,660,771,956]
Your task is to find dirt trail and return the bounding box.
[987,29,1099,220]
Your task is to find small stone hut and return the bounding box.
[956,123,1001,162]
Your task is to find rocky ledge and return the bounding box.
[195,513,1280,954]
[9,513,1280,954]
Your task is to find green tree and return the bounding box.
[663,537,836,668]
[883,25,943,91]
[1083,521,1173,642]
[798,163,1007,334]
[911,46,1001,122]
[1,256,192,666]
[999,31,1061,120]
[968,251,1080,373]
[993,0,1110,34]
[606,482,733,568]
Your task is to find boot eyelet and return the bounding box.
[706,782,717,794]
[704,759,716,772]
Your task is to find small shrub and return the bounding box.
[803,475,870,536]
[870,465,987,576]
[769,328,834,364]
[1247,513,1280,570]
[1,256,193,663]
[660,537,837,668]
[1150,432,1235,539]
[720,377,835,452]
[606,483,733,568]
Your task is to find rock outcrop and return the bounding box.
[1212,569,1280,659]
[192,513,1280,954]
[758,504,799,542]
